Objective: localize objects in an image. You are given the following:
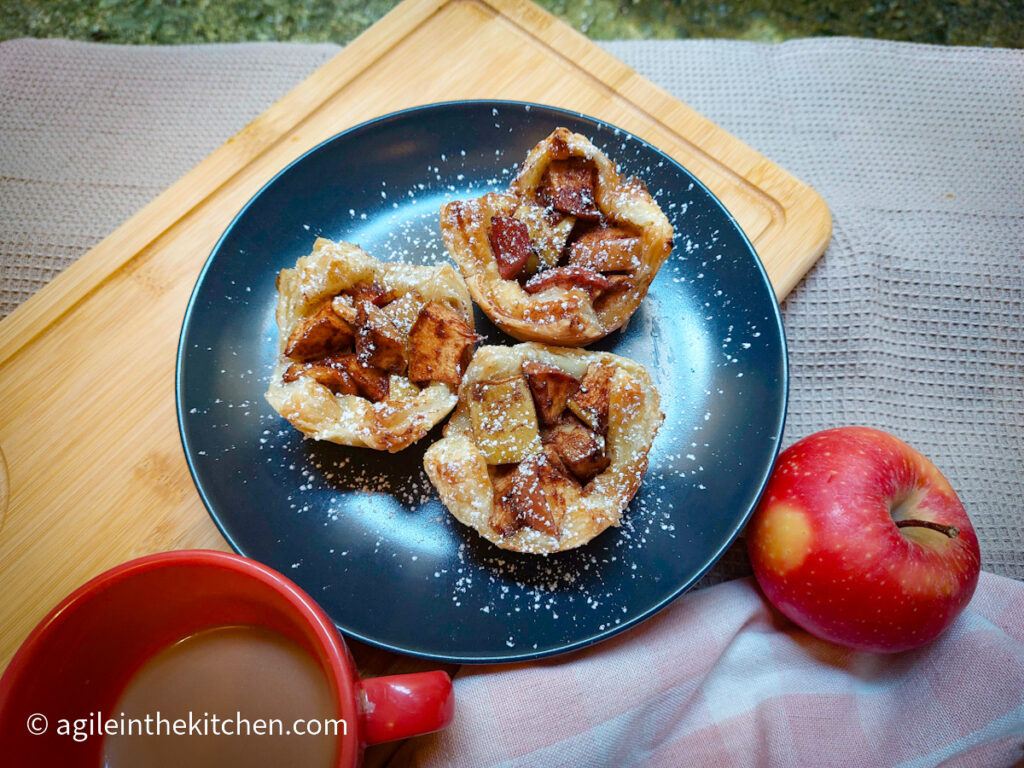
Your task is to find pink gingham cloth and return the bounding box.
[402,572,1024,768]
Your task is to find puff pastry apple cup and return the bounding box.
[423,343,663,554]
[266,238,479,452]
[440,128,674,346]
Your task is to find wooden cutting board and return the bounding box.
[0,0,831,678]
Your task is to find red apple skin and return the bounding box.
[746,427,981,653]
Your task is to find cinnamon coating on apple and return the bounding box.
[423,343,664,554]
[439,128,674,346]
[265,238,479,452]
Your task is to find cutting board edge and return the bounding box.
[0,0,453,368]
[0,0,831,369]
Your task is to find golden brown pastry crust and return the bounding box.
[265,238,476,452]
[423,343,663,553]
[440,128,673,346]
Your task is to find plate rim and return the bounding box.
[175,99,789,663]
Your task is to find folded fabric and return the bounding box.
[398,572,1024,768]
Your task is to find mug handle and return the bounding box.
[358,670,455,746]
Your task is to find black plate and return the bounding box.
[176,101,787,663]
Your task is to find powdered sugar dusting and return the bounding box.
[179,103,785,660]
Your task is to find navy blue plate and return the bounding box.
[176,101,787,663]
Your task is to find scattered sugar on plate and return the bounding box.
[179,105,780,657]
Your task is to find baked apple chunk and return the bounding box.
[407,301,479,387]
[440,127,674,346]
[266,238,478,452]
[423,343,663,554]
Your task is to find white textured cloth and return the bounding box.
[402,572,1024,768]
[600,39,1024,585]
[0,39,337,313]
[0,38,1021,590]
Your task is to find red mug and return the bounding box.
[0,550,454,766]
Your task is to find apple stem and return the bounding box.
[895,519,959,538]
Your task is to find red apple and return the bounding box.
[746,426,981,653]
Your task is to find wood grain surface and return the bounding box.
[0,2,830,759]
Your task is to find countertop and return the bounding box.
[2,0,1021,47]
